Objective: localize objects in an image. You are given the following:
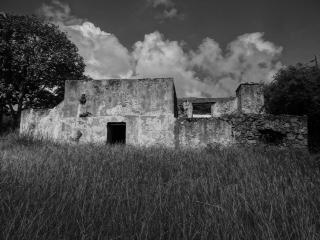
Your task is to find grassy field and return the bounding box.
[1,132,320,239]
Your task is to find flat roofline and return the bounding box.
[235,82,261,92]
[65,78,174,83]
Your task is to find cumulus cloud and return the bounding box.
[132,31,283,97]
[190,33,283,96]
[132,31,205,97]
[38,1,283,97]
[38,1,134,79]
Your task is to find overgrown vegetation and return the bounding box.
[1,132,320,239]
[263,64,320,152]
[264,64,320,116]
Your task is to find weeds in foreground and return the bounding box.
[0,132,320,239]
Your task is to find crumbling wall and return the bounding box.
[220,114,308,148]
[20,104,64,140]
[178,118,233,147]
[211,98,237,117]
[177,98,234,118]
[176,114,307,149]
[20,79,309,149]
[182,101,193,118]
[20,78,177,146]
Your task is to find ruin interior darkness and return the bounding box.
[107,122,126,144]
[258,129,285,145]
[192,103,213,115]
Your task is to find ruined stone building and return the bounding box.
[20,78,308,149]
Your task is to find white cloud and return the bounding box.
[38,1,283,98]
[190,33,283,96]
[132,31,205,97]
[38,1,134,79]
[163,8,178,18]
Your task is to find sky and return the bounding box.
[1,0,320,97]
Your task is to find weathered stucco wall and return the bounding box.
[61,78,175,118]
[20,107,62,139]
[236,83,264,114]
[177,118,233,147]
[20,78,177,146]
[182,101,193,118]
[211,98,237,117]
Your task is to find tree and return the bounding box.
[264,63,320,152]
[264,63,320,116]
[0,13,89,130]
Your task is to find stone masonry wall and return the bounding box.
[220,114,308,148]
[211,98,237,117]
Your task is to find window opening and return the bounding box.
[192,102,213,116]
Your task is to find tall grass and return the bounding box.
[1,132,320,239]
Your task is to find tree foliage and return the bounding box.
[264,63,320,116]
[264,63,320,152]
[0,13,89,130]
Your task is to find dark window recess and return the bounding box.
[258,129,285,145]
[107,122,126,144]
[192,103,213,115]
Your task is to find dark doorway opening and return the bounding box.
[107,122,126,144]
[258,129,285,145]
